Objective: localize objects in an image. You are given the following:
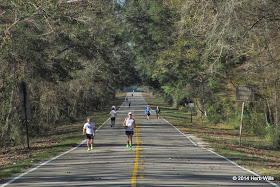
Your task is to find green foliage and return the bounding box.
[118,0,280,148]
[207,98,228,124]
[242,102,267,135]
[0,0,138,147]
[2,0,280,149]
[266,124,280,148]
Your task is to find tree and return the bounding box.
[0,0,138,147]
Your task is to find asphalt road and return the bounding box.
[1,92,279,187]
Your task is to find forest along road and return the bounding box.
[1,92,278,187]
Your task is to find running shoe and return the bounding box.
[87,148,90,151]
[129,147,132,151]
[126,143,129,148]
[91,145,93,150]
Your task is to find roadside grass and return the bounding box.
[0,93,126,183]
[143,92,280,184]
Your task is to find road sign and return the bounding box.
[188,103,195,110]
[235,86,254,146]
[188,103,195,123]
[235,86,254,102]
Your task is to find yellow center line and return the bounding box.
[131,119,139,186]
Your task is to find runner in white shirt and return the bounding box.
[110,107,117,127]
[122,112,135,150]
[83,118,96,151]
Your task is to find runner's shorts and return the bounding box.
[147,113,150,116]
[111,117,115,122]
[125,131,134,135]
[86,134,94,139]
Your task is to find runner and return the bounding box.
[128,100,131,107]
[83,118,96,151]
[122,112,135,150]
[156,105,160,120]
[110,107,117,127]
[146,106,151,120]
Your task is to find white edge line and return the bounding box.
[1,115,111,187]
[141,92,279,187]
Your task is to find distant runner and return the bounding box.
[83,118,96,151]
[156,105,160,120]
[128,100,131,107]
[122,112,135,150]
[146,106,151,120]
[110,107,117,127]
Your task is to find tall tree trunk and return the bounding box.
[3,66,17,146]
[264,102,269,126]
[274,87,278,128]
[4,87,16,147]
[266,100,274,125]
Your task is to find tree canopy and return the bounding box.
[1,0,280,147]
[119,0,280,146]
[0,0,138,146]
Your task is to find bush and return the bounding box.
[266,124,280,148]
[206,98,235,124]
[228,112,242,130]
[243,112,267,135]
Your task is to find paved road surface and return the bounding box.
[1,92,278,186]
